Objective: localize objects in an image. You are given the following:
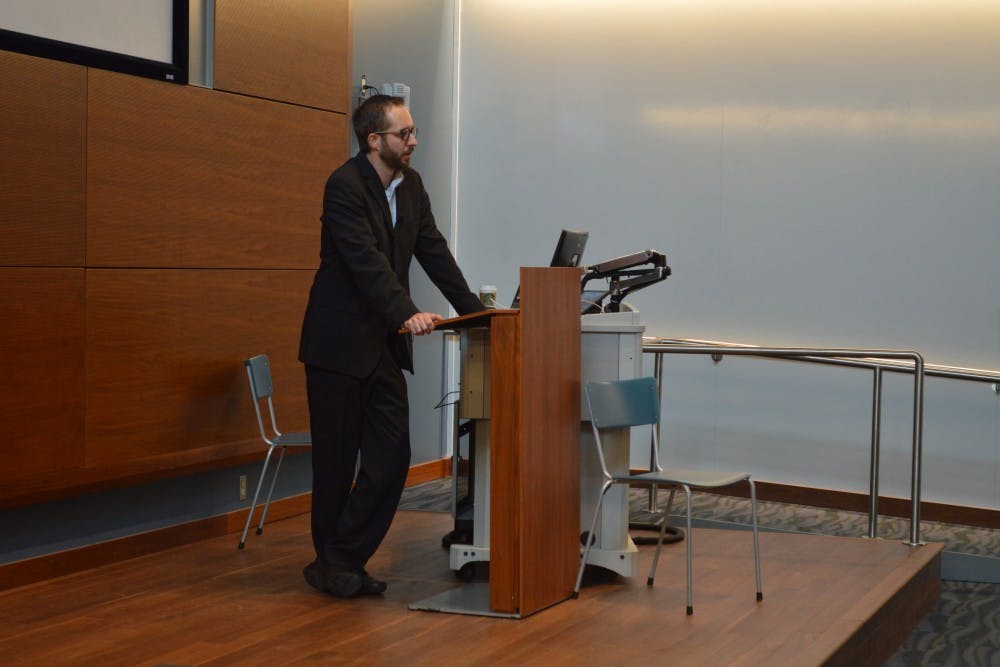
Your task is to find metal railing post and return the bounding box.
[868,366,883,539]
[909,353,925,545]
[649,353,664,512]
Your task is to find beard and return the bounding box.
[379,142,413,172]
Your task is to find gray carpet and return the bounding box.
[400,478,1000,666]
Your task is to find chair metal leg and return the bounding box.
[663,486,677,520]
[647,484,671,586]
[239,446,276,549]
[256,446,286,535]
[682,485,693,615]
[574,480,614,597]
[749,478,763,601]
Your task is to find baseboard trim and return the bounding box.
[633,476,1000,531]
[406,457,450,486]
[0,457,451,593]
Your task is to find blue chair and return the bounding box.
[574,376,763,614]
[239,354,311,549]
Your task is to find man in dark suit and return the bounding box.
[298,95,484,598]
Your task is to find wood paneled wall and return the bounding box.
[0,4,349,509]
[0,51,86,266]
[85,269,314,464]
[0,270,85,475]
[86,70,342,268]
[214,0,350,112]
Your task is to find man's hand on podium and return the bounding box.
[402,312,442,336]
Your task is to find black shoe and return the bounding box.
[302,561,363,598]
[303,560,325,593]
[326,569,364,598]
[358,569,387,596]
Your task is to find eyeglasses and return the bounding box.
[374,126,418,141]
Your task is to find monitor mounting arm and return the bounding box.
[581,250,671,313]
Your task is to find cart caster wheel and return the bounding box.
[455,563,476,581]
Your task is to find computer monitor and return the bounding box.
[510,229,589,308]
[549,229,589,268]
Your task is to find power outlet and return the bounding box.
[239,475,247,501]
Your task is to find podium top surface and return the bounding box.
[395,309,518,335]
[433,309,519,331]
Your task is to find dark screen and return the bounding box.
[510,229,589,307]
[549,229,589,267]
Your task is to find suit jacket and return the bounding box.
[299,152,483,377]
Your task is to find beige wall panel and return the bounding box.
[85,268,313,465]
[214,0,350,112]
[0,269,85,479]
[87,69,345,269]
[0,51,86,266]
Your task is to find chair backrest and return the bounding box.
[245,354,279,443]
[585,377,660,429]
[245,354,273,401]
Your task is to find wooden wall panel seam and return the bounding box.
[210,86,350,115]
[213,0,350,113]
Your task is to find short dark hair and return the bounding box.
[353,94,405,153]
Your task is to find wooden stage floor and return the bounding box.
[0,510,941,666]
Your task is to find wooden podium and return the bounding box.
[429,267,581,617]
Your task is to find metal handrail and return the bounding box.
[645,338,1000,546]
[654,337,1000,385]
[643,338,927,545]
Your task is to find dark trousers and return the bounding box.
[305,348,410,571]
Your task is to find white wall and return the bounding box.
[453,1,1000,507]
[353,0,459,463]
[352,1,1000,507]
